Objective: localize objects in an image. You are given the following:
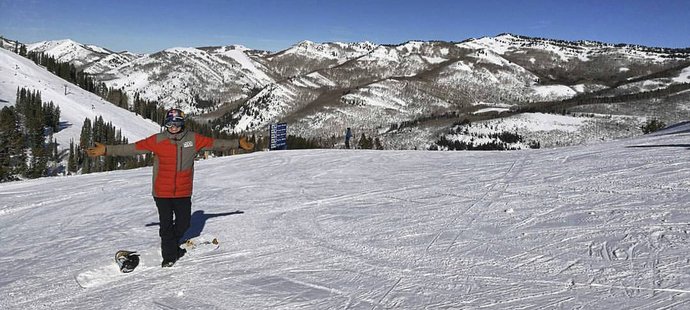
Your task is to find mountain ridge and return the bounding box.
[4,33,690,149]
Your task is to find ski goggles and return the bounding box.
[165,118,184,128]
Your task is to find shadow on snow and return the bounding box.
[145,209,244,240]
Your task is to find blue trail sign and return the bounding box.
[269,123,288,150]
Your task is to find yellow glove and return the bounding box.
[239,137,254,151]
[86,142,106,157]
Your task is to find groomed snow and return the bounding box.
[3,124,690,308]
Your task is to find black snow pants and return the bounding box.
[154,197,192,262]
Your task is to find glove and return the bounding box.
[239,137,254,151]
[86,142,106,157]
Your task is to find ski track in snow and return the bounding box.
[3,127,690,308]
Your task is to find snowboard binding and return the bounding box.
[115,250,140,273]
[176,235,220,258]
[181,236,219,251]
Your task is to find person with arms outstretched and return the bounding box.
[86,108,254,267]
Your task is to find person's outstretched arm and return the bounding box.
[85,135,157,157]
[196,135,254,153]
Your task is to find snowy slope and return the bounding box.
[3,124,690,308]
[212,45,273,82]
[26,39,109,68]
[0,48,161,148]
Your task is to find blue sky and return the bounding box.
[1,0,688,53]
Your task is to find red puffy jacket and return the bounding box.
[106,130,240,198]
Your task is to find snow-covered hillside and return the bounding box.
[0,48,160,149]
[11,34,690,149]
[27,39,110,68]
[244,36,689,146]
[270,40,378,64]
[26,39,139,73]
[463,33,681,63]
[99,45,275,113]
[262,41,378,77]
[3,124,690,308]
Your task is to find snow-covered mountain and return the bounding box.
[3,123,690,308]
[97,45,275,113]
[0,48,160,150]
[8,33,690,149]
[260,40,379,77]
[26,39,140,74]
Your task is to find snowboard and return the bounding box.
[75,235,219,288]
[75,249,157,288]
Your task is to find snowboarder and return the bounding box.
[86,108,254,267]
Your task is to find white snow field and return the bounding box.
[3,124,690,309]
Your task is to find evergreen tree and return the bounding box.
[80,117,92,148]
[76,116,146,174]
[25,146,48,179]
[641,119,666,134]
[9,87,71,179]
[68,139,77,174]
[105,87,129,109]
[42,101,61,132]
[51,137,59,162]
[0,107,26,181]
[82,156,92,174]
[374,137,383,150]
[358,133,373,149]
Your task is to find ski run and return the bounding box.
[3,124,690,309]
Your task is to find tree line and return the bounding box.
[0,88,62,181]
[1,37,28,56]
[0,87,160,181]
[69,116,152,175]
[431,119,540,151]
